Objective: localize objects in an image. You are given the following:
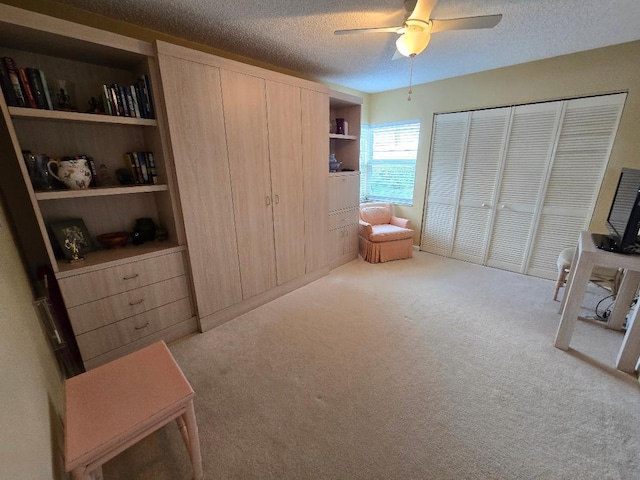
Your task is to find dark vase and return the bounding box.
[134,217,156,242]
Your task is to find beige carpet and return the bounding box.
[104,251,640,479]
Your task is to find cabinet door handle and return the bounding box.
[134,322,150,330]
[500,204,506,210]
[275,195,279,204]
[481,203,488,208]
[266,196,271,206]
[123,274,139,280]
[129,299,144,306]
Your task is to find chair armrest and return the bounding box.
[359,220,373,238]
[390,216,411,229]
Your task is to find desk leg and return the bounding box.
[555,256,593,350]
[183,400,203,480]
[558,246,579,313]
[607,270,640,331]
[616,295,640,373]
[176,413,191,450]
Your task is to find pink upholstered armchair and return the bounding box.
[358,202,414,263]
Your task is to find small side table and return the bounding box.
[65,341,203,480]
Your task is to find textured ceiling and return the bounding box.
[54,0,640,93]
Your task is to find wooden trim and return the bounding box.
[35,185,168,200]
[330,253,359,270]
[155,40,329,94]
[0,3,153,56]
[329,89,364,106]
[8,107,157,126]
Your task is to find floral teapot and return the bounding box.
[47,158,92,190]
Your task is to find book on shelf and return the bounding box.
[39,70,53,110]
[129,85,141,118]
[26,67,49,109]
[0,60,17,106]
[122,151,156,185]
[2,57,26,107]
[17,68,37,108]
[102,84,113,115]
[139,74,155,119]
[146,152,158,184]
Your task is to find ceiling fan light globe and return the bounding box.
[396,31,430,57]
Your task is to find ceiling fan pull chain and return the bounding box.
[408,55,415,101]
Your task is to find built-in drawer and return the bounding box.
[328,207,359,231]
[75,297,193,361]
[59,251,186,308]
[67,275,190,335]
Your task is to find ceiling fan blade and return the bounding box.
[334,26,400,35]
[431,14,502,33]
[392,49,404,61]
[408,0,439,21]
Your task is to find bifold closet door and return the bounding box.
[220,69,277,299]
[157,53,242,317]
[421,112,469,256]
[451,108,510,264]
[526,93,626,279]
[485,102,563,273]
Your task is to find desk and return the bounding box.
[555,231,640,374]
[65,341,203,480]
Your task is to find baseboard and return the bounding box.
[330,252,359,270]
[199,267,329,332]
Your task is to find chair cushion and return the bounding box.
[369,224,413,243]
[360,206,391,226]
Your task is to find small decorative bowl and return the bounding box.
[97,231,130,249]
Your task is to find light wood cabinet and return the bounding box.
[156,52,242,318]
[0,5,195,369]
[328,172,361,268]
[58,249,195,369]
[155,41,330,331]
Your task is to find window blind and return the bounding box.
[360,121,420,205]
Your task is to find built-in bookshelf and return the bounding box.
[0,4,183,277]
[329,90,362,173]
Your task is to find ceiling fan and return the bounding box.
[335,0,503,59]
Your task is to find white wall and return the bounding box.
[0,197,64,480]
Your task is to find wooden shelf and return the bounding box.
[329,133,357,140]
[35,184,168,200]
[9,107,157,126]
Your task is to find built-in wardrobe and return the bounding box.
[421,93,626,279]
[155,41,329,331]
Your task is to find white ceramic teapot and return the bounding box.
[47,158,92,190]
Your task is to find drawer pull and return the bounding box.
[134,322,150,330]
[123,274,139,280]
[129,299,144,306]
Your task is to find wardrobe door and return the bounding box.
[527,93,626,278]
[157,54,242,317]
[220,69,277,299]
[421,112,469,256]
[451,108,510,264]
[265,80,306,285]
[485,102,563,273]
[301,88,330,273]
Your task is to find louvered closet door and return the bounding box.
[451,108,510,264]
[527,93,626,279]
[485,102,563,273]
[421,112,469,256]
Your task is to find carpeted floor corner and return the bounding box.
[104,251,640,479]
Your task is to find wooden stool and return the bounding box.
[65,341,203,480]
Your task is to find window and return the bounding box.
[359,121,420,205]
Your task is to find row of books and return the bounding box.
[123,151,158,185]
[0,57,53,109]
[102,76,155,119]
